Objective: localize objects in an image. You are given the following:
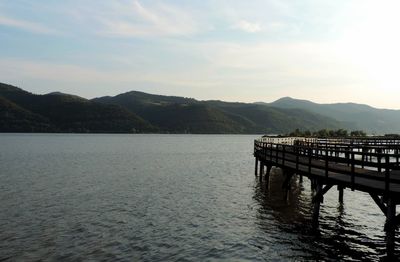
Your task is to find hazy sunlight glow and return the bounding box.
[339,1,400,94]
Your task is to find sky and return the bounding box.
[0,0,400,109]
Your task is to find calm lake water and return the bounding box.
[0,134,397,261]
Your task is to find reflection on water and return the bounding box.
[253,167,399,261]
[254,169,310,226]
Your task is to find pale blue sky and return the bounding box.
[1,0,399,108]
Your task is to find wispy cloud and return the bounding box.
[95,1,198,38]
[232,20,262,33]
[0,15,55,34]
[0,58,213,88]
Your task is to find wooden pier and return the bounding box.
[254,136,400,255]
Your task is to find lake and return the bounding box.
[0,134,395,261]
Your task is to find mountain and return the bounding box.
[92,91,248,133]
[93,90,343,133]
[203,100,344,133]
[2,82,395,134]
[268,97,400,134]
[0,83,155,133]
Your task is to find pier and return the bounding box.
[254,136,400,254]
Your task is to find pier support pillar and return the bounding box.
[259,163,264,182]
[255,157,259,177]
[265,165,272,187]
[312,182,323,228]
[311,178,317,193]
[385,197,397,256]
[338,185,344,203]
[282,169,294,201]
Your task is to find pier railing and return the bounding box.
[254,138,400,195]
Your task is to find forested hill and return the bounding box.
[92,91,342,134]
[1,82,396,134]
[0,83,155,133]
[91,90,342,134]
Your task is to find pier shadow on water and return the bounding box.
[252,168,399,261]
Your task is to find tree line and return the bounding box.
[286,129,367,138]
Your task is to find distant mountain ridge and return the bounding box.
[267,97,400,133]
[0,82,399,134]
[92,89,342,133]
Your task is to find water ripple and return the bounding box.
[0,134,398,261]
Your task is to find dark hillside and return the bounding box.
[94,91,344,133]
[0,83,155,133]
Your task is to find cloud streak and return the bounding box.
[0,15,55,34]
[95,1,198,38]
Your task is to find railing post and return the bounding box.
[385,155,390,192]
[361,147,365,168]
[351,150,355,189]
[334,144,337,162]
[325,146,329,177]
[308,147,312,174]
[270,143,273,160]
[378,149,382,172]
[282,144,286,165]
[296,145,299,172]
[263,142,267,159]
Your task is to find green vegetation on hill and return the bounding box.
[0,96,54,132]
[287,128,367,137]
[93,91,343,134]
[0,83,155,133]
[133,103,246,134]
[203,101,341,133]
[1,82,399,134]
